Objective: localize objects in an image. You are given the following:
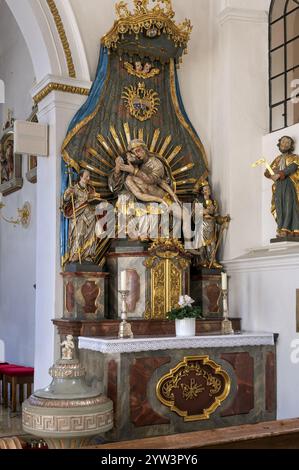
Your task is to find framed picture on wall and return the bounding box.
[26,154,37,184]
[25,105,38,184]
[0,127,23,196]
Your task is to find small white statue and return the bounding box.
[61,335,75,360]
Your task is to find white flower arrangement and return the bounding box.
[178,295,195,308]
[167,295,202,320]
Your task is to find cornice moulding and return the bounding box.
[31,75,92,97]
[218,7,268,26]
[31,75,92,105]
[223,243,299,272]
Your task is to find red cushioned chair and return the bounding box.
[2,366,34,412]
[0,364,22,406]
[0,363,9,403]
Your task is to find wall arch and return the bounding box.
[5,0,90,83]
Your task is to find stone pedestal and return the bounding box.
[191,269,223,318]
[62,271,109,321]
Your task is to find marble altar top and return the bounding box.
[79,332,275,354]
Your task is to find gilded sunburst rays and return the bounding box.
[79,123,197,196]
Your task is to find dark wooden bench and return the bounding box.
[88,419,299,449]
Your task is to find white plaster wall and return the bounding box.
[226,251,299,420]
[221,0,270,10]
[223,114,299,421]
[211,1,271,261]
[0,0,36,366]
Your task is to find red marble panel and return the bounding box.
[108,360,118,416]
[221,352,254,417]
[126,269,140,313]
[206,284,221,313]
[81,281,99,314]
[52,319,82,336]
[130,357,171,427]
[65,281,75,315]
[266,351,276,413]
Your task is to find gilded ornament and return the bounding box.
[103,0,192,51]
[122,82,160,122]
[156,356,231,421]
[116,1,131,18]
[124,61,160,79]
[33,83,89,105]
[134,0,149,15]
[152,0,174,18]
[149,238,190,259]
[46,0,76,78]
[145,239,191,319]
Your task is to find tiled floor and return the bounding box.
[0,405,24,438]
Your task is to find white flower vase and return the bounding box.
[175,318,196,337]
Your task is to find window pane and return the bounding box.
[287,36,299,68]
[286,68,299,98]
[271,18,285,49]
[270,47,285,76]
[286,9,299,41]
[287,98,299,126]
[271,75,286,104]
[287,1,299,13]
[271,103,286,131]
[270,0,287,22]
[269,1,299,131]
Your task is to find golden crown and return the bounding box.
[102,0,192,52]
[194,180,210,193]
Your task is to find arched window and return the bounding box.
[269,0,299,132]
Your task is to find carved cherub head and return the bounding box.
[135,61,143,72]
[143,62,152,74]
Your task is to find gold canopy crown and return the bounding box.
[102,0,192,52]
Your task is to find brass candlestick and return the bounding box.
[118,290,134,339]
[221,289,234,335]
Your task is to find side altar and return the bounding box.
[52,0,277,443]
[78,333,277,441]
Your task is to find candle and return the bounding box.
[221,273,227,290]
[120,270,127,291]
